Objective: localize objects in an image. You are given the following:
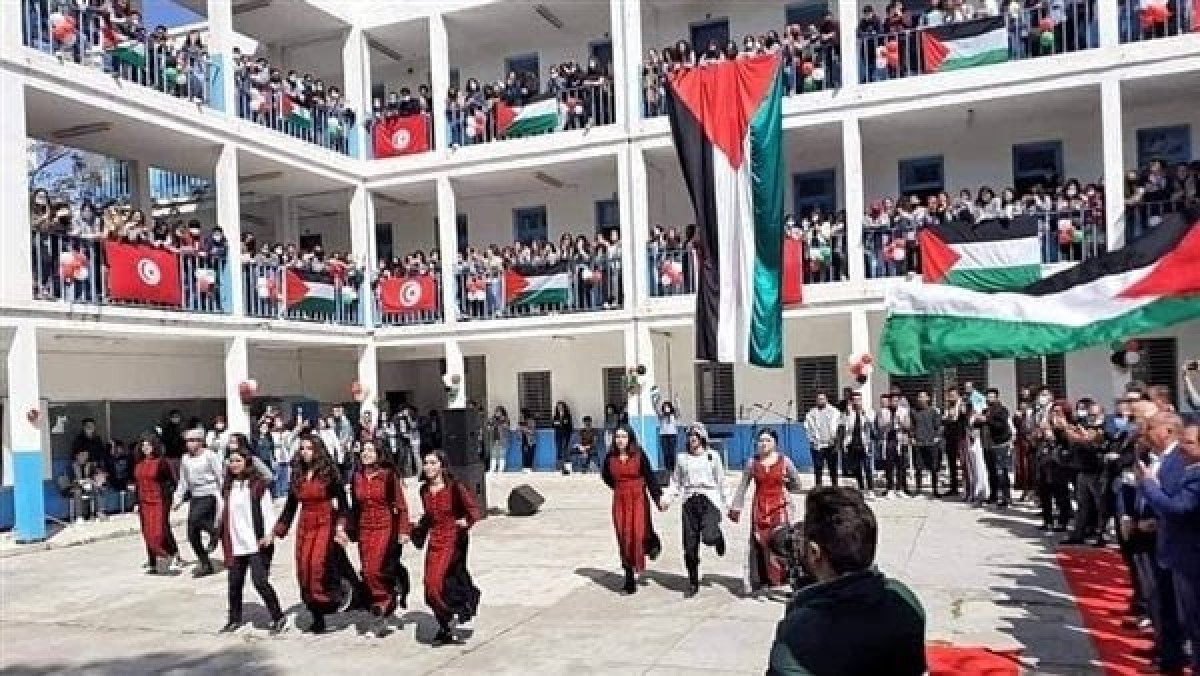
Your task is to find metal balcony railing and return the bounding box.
[446,82,615,148]
[374,272,444,326]
[149,169,210,203]
[242,262,363,325]
[1119,0,1195,43]
[236,86,355,155]
[455,259,623,320]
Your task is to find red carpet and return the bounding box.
[1057,547,1156,676]
[927,644,1021,675]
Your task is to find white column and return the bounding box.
[342,27,370,159]
[205,0,237,114]
[619,146,647,308]
[278,195,298,244]
[613,0,642,130]
[350,184,376,327]
[842,116,866,282]
[849,308,873,402]
[129,160,154,220]
[837,0,861,94]
[7,325,46,542]
[0,70,31,305]
[1,0,23,56]
[623,322,662,469]
[444,338,466,410]
[215,144,244,316]
[224,336,251,434]
[1101,78,1126,251]
[436,177,458,324]
[1096,0,1119,48]
[429,14,450,152]
[357,343,380,420]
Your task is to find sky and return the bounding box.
[142,0,204,28]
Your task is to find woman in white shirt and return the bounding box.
[219,447,287,634]
[662,422,728,598]
[658,402,679,473]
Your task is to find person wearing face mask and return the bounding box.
[767,487,927,676]
[1062,399,1109,546]
[206,416,231,458]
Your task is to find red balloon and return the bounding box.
[1123,340,1140,353]
[1038,17,1055,33]
[886,40,899,53]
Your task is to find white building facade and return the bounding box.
[2,0,1198,540]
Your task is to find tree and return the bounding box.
[27,140,114,203]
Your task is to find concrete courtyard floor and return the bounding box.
[0,473,1099,675]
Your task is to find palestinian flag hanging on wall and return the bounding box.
[665,53,786,368]
[919,215,1042,291]
[881,211,1200,375]
[284,268,336,314]
[505,261,570,306]
[922,16,1009,73]
[495,95,563,139]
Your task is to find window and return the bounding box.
[690,18,730,51]
[589,40,613,73]
[1015,354,1067,399]
[602,367,627,413]
[1136,125,1192,167]
[518,371,553,427]
[897,156,945,199]
[1012,141,1064,195]
[374,223,394,262]
[371,83,385,106]
[888,360,988,408]
[456,213,468,250]
[889,374,938,407]
[793,169,837,216]
[949,361,989,394]
[794,356,838,414]
[595,197,619,234]
[298,234,323,252]
[513,206,548,244]
[1132,337,1179,408]
[695,362,736,424]
[505,53,540,82]
[786,1,830,27]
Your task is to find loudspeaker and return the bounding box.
[507,484,545,517]
[453,463,488,519]
[442,408,482,466]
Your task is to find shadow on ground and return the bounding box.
[4,646,278,676]
[573,565,745,596]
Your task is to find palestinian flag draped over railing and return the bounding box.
[505,261,570,306]
[922,16,1009,73]
[284,268,337,314]
[665,53,786,367]
[881,210,1200,375]
[919,215,1042,291]
[495,94,563,139]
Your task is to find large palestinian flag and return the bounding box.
[881,211,1200,375]
[665,53,786,367]
[919,215,1041,291]
[284,268,337,315]
[505,261,570,306]
[495,95,563,138]
[922,16,1009,73]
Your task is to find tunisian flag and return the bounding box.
[104,241,182,306]
[372,115,430,158]
[782,237,803,306]
[378,275,437,313]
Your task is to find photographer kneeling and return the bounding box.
[767,487,926,676]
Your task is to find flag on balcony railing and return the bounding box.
[104,241,182,306]
[922,16,1009,73]
[782,237,803,306]
[110,41,147,69]
[284,268,336,314]
[282,97,312,129]
[505,261,570,306]
[665,53,786,368]
[919,215,1041,291]
[379,275,437,313]
[880,211,1200,376]
[372,115,430,157]
[495,94,563,139]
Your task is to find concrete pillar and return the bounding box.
[129,160,154,221]
[224,336,251,434]
[436,177,459,324]
[842,116,866,282]
[429,14,450,151]
[7,325,46,542]
[850,308,873,402]
[619,146,647,309]
[624,322,661,469]
[1100,78,1126,251]
[0,70,31,305]
[278,195,298,244]
[215,145,244,316]
[0,0,23,56]
[613,0,641,130]
[357,343,380,420]
[342,27,370,159]
[205,0,237,114]
[837,0,861,95]
[1096,0,1120,48]
[349,184,375,327]
[444,338,466,410]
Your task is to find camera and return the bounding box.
[767,521,817,593]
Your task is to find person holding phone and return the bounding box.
[1183,359,1200,412]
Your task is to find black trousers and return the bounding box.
[1038,480,1071,528]
[660,434,678,473]
[227,551,283,623]
[811,446,838,486]
[187,495,218,568]
[555,431,571,469]
[681,494,723,583]
[1070,472,1107,540]
[884,441,909,494]
[943,439,961,493]
[982,445,999,502]
[844,446,868,492]
[914,445,938,494]
[521,441,535,470]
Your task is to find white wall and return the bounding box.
[378,358,446,412]
[455,177,619,249]
[38,349,225,401]
[251,349,359,405]
[375,201,438,260]
[641,1,798,56]
[448,12,613,87]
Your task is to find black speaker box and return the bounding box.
[452,463,487,519]
[507,484,545,517]
[441,408,482,466]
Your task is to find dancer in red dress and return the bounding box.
[729,428,801,596]
[412,450,481,646]
[349,440,412,621]
[132,436,178,573]
[600,425,663,595]
[273,435,359,633]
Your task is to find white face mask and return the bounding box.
[1037,394,1051,406]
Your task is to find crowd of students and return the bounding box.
[232,49,357,154]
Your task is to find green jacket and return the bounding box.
[767,569,926,676]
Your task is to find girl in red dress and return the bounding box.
[412,450,481,646]
[600,425,663,595]
[729,429,801,596]
[132,436,178,573]
[349,440,412,621]
[273,435,360,633]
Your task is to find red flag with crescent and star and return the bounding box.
[104,241,183,306]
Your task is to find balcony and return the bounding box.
[1118,0,1195,43]
[447,82,615,148]
[374,271,445,326]
[235,84,356,155]
[242,261,363,326]
[22,1,214,105]
[456,257,622,320]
